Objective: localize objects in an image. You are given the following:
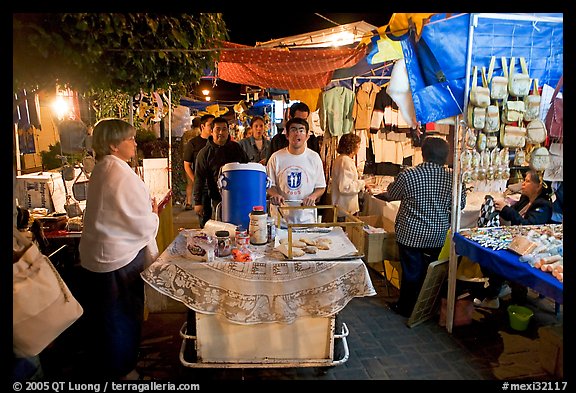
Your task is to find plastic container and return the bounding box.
[249,206,268,245]
[267,215,276,243]
[235,227,250,250]
[507,305,534,331]
[219,163,268,230]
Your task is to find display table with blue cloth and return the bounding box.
[453,232,563,304]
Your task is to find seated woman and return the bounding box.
[473,169,553,309]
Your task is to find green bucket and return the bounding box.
[507,305,534,331]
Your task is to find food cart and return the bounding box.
[141,210,376,369]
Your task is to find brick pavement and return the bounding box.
[38,205,563,381]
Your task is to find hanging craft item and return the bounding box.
[469,66,490,108]
[467,105,486,130]
[483,101,500,133]
[524,78,541,121]
[545,76,563,140]
[500,123,526,149]
[488,56,509,100]
[508,57,531,98]
[198,104,229,117]
[477,195,500,228]
[529,146,550,172]
[501,99,525,124]
[526,119,547,145]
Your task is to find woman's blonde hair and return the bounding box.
[91,118,135,160]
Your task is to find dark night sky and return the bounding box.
[222,13,392,46]
[205,13,392,102]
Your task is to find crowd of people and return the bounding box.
[14,98,562,380]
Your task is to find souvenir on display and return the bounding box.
[513,148,526,167]
[500,123,527,149]
[529,147,550,172]
[486,134,498,149]
[468,105,486,129]
[489,56,509,100]
[508,57,531,97]
[523,78,541,121]
[469,66,491,108]
[483,103,500,133]
[526,119,547,145]
[502,100,525,123]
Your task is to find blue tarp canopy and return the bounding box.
[402,13,563,124]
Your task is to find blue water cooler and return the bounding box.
[219,162,268,230]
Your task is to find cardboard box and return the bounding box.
[538,325,563,378]
[16,172,67,213]
[348,215,399,263]
[348,216,387,263]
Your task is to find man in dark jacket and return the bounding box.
[193,117,248,223]
[183,114,214,217]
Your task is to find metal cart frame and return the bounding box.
[178,315,350,369]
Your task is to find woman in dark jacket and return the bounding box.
[494,169,553,225]
[473,169,553,309]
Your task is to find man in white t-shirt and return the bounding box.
[267,117,326,224]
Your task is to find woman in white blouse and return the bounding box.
[330,133,366,220]
[79,118,159,380]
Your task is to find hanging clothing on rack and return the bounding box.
[319,86,355,137]
[352,82,381,130]
[369,88,393,134]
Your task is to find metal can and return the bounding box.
[235,227,250,249]
[215,230,231,257]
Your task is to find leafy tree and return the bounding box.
[13,13,229,102]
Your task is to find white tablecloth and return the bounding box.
[141,231,376,325]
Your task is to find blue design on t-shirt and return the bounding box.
[287,171,301,190]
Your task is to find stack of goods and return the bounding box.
[463,57,558,189]
[459,224,563,282]
[364,175,395,195]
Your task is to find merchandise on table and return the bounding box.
[459,224,563,282]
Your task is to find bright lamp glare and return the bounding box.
[52,96,69,119]
[330,32,355,47]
